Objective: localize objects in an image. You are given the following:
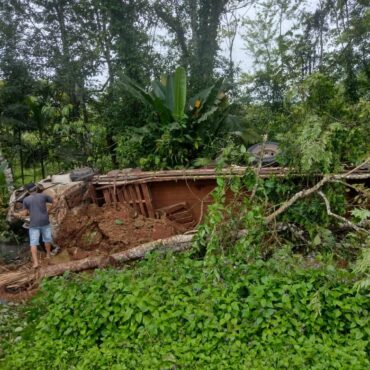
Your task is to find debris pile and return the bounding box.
[54,203,188,261]
[0,202,193,300]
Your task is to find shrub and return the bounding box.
[2,250,370,369]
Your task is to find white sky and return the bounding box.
[92,1,319,86]
[222,0,319,74]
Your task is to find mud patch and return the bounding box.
[55,203,187,259]
[0,203,191,302]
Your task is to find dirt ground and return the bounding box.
[0,203,189,302]
[54,203,187,259]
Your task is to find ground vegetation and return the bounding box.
[0,0,369,367]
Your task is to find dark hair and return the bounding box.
[25,183,37,192]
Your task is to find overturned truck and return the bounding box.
[2,164,369,294]
[8,165,370,248]
[6,166,298,259]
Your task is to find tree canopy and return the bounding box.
[0,0,368,180]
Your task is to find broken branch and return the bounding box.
[265,157,370,224]
[250,134,268,201]
[318,191,369,234]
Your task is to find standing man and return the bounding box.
[19,183,55,268]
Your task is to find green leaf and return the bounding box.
[151,80,166,100]
[193,78,224,117]
[123,307,134,322]
[172,67,187,122]
[120,74,154,107]
[312,234,321,247]
[351,208,370,222]
[135,312,143,324]
[152,97,173,124]
[165,73,174,114]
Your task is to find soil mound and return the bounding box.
[55,203,186,261]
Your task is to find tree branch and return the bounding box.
[318,191,369,234]
[250,134,268,200]
[265,157,370,224]
[153,3,189,61]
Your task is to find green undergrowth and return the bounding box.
[2,173,369,369]
[1,249,370,370]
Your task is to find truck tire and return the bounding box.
[70,167,95,182]
[248,142,279,165]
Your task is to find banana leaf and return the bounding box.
[152,97,173,124]
[151,80,166,101]
[198,78,224,115]
[188,78,224,117]
[121,75,172,124]
[120,75,155,107]
[165,73,174,114]
[172,67,186,122]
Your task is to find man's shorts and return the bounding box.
[29,224,52,246]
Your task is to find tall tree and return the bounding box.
[0,149,14,193]
[241,0,302,109]
[242,0,369,106]
[326,0,369,102]
[153,0,249,92]
[21,0,100,119]
[0,1,36,183]
[88,0,158,166]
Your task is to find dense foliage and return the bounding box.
[118,67,237,168]
[0,1,369,368]
[0,0,368,180]
[1,249,370,369]
[1,170,370,368]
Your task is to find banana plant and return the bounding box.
[121,66,227,126]
[120,67,239,168]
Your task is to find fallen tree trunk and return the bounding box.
[0,234,194,291]
[112,234,194,262]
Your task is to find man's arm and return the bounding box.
[45,194,57,212]
[14,205,29,219]
[19,208,29,216]
[48,199,57,212]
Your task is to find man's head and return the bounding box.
[25,183,37,193]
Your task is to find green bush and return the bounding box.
[2,250,370,369]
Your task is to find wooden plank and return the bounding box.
[93,166,368,186]
[157,202,187,215]
[88,184,98,205]
[103,189,111,204]
[182,221,197,229]
[168,210,192,220]
[122,186,132,204]
[117,187,125,203]
[127,185,140,213]
[94,166,300,184]
[134,184,147,217]
[110,187,117,203]
[173,215,194,224]
[141,183,155,218]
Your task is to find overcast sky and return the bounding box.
[220,3,256,74]
[224,0,319,74]
[93,1,318,86]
